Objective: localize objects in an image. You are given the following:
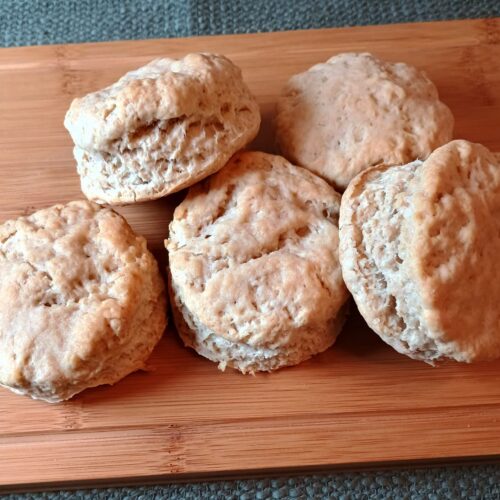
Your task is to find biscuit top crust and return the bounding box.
[167,151,348,348]
[410,140,500,358]
[0,201,164,394]
[276,52,454,190]
[65,53,259,152]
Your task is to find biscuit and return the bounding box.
[167,151,349,373]
[339,140,500,363]
[276,52,454,190]
[65,53,261,204]
[0,201,166,402]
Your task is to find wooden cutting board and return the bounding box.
[1,18,500,492]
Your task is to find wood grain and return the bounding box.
[1,18,500,491]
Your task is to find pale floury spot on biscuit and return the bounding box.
[0,201,167,402]
[167,151,350,374]
[65,53,261,204]
[276,52,454,191]
[340,140,500,363]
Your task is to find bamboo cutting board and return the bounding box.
[1,18,500,491]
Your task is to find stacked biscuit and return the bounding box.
[1,50,499,403]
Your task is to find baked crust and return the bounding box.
[167,151,349,372]
[65,54,261,204]
[276,52,454,190]
[0,201,167,401]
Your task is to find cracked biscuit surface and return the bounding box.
[276,52,454,190]
[167,151,349,373]
[340,140,500,363]
[65,53,261,204]
[0,201,167,402]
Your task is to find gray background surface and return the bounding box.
[2,0,500,46]
[2,0,500,498]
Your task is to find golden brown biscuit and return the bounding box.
[276,52,454,190]
[0,201,166,402]
[65,54,261,204]
[167,151,349,373]
[339,140,500,363]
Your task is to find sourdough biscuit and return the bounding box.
[65,53,261,204]
[167,151,349,373]
[339,140,500,363]
[276,52,454,190]
[0,201,166,402]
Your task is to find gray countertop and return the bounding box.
[2,0,500,498]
